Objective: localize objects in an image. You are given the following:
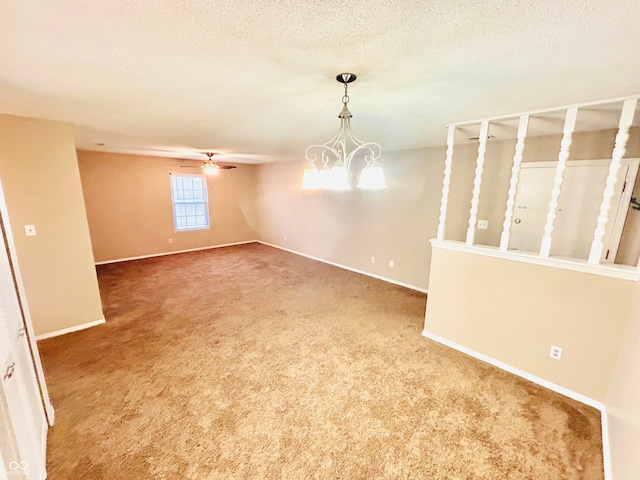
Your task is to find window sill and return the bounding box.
[174,227,211,233]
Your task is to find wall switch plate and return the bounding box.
[477,219,489,230]
[283,235,287,241]
[168,238,173,244]
[549,345,563,360]
[25,225,36,236]
[371,256,376,264]
[389,260,394,268]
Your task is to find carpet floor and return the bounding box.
[39,243,604,479]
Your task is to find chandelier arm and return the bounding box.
[305,144,340,165]
[346,142,382,166]
[338,119,359,170]
[342,119,381,168]
[305,123,345,163]
[342,119,367,146]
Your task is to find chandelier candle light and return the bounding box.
[301,73,386,190]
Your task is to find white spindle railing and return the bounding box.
[499,115,529,251]
[588,99,637,264]
[466,121,490,246]
[539,108,578,257]
[437,126,456,241]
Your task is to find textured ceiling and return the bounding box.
[1,1,640,163]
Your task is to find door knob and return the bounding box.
[514,218,522,224]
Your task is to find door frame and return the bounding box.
[0,180,54,425]
[518,158,639,263]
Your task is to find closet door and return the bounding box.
[0,227,46,479]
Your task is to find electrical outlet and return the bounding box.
[25,225,36,236]
[371,256,376,264]
[168,238,173,244]
[389,260,394,268]
[477,219,489,230]
[283,235,287,241]
[549,345,563,360]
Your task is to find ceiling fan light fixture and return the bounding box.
[180,152,237,174]
[302,73,384,191]
[202,162,219,175]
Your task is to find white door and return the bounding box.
[509,159,638,262]
[0,217,47,479]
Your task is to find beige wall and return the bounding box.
[77,151,258,263]
[255,127,640,292]
[423,246,635,402]
[606,280,640,480]
[0,114,104,336]
[256,147,445,290]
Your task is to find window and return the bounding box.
[170,174,210,231]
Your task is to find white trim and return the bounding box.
[0,180,56,425]
[430,239,640,281]
[41,420,46,452]
[603,159,639,264]
[519,159,634,169]
[448,94,640,127]
[258,241,428,293]
[169,171,210,233]
[96,240,427,292]
[601,408,613,480]
[421,330,604,411]
[35,318,105,341]
[94,240,257,265]
[0,452,6,480]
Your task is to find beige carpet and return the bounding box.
[39,243,604,479]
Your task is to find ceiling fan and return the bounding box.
[180,152,237,175]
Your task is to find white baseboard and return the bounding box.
[601,409,612,480]
[36,318,106,341]
[41,419,47,468]
[421,330,604,410]
[94,240,258,265]
[421,329,612,478]
[258,241,427,293]
[44,399,55,427]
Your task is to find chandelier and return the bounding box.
[301,73,386,190]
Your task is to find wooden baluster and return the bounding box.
[500,115,529,251]
[437,126,456,241]
[589,99,637,264]
[539,108,578,257]
[466,121,490,246]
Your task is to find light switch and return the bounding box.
[25,225,36,236]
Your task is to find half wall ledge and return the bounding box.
[430,239,640,281]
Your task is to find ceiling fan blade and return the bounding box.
[217,164,237,169]
[217,153,273,162]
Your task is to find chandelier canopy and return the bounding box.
[301,73,386,190]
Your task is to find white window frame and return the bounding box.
[169,172,210,232]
